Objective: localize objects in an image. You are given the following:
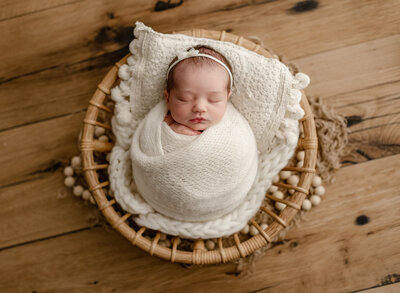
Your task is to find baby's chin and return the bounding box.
[186,122,211,131]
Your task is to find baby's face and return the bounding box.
[165,63,232,132]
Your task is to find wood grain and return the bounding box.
[0,154,398,292]
[362,282,400,293]
[1,0,400,81]
[0,112,84,187]
[295,34,400,98]
[324,80,400,165]
[0,0,77,21]
[0,52,119,131]
[0,172,96,249]
[1,0,399,291]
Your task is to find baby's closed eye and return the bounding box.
[208,98,223,103]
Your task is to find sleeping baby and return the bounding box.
[130,45,259,222]
[163,46,233,136]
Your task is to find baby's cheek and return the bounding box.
[171,104,189,120]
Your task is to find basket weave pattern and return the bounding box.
[80,29,317,265]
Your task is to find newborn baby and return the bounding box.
[163,46,233,136]
[130,45,258,222]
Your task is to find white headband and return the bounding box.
[166,48,233,90]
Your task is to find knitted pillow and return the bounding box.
[108,22,310,239]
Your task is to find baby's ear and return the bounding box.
[227,90,232,100]
[164,89,169,104]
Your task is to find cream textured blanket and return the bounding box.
[130,100,258,222]
[108,22,310,239]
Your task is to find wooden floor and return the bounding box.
[1,0,399,292]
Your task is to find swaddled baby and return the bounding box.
[130,46,259,222]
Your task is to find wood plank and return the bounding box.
[0,154,398,292]
[294,34,400,98]
[0,0,77,22]
[0,112,85,187]
[362,282,400,293]
[323,80,400,165]
[1,0,400,81]
[0,51,120,131]
[0,172,95,249]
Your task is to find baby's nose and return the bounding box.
[193,99,207,112]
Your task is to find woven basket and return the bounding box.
[80,28,318,265]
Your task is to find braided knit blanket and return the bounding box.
[108,22,310,239]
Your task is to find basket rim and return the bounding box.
[80,28,318,265]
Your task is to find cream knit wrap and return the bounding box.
[131,100,258,222]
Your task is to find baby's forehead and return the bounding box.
[174,61,229,79]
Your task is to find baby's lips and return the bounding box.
[190,118,206,123]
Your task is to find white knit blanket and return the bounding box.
[108,22,310,239]
[130,100,258,222]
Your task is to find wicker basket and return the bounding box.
[80,28,318,265]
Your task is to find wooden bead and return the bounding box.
[205,239,215,250]
[296,160,304,167]
[302,199,312,211]
[73,185,84,197]
[310,195,321,206]
[82,190,91,200]
[64,176,75,187]
[279,170,291,180]
[240,224,249,234]
[261,223,268,230]
[273,190,284,199]
[98,135,109,142]
[89,196,96,205]
[287,174,299,186]
[249,225,259,236]
[268,185,278,193]
[296,151,305,161]
[94,126,106,137]
[71,156,81,169]
[64,166,74,177]
[315,186,326,196]
[312,175,322,187]
[272,175,279,183]
[275,202,286,211]
[288,188,295,195]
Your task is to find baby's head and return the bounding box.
[164,46,233,132]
